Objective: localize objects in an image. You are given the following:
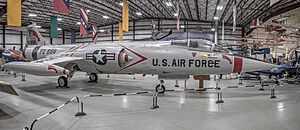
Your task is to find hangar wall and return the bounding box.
[76,20,242,44]
[0,20,242,50]
[0,25,71,50]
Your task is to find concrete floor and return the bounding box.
[0,71,300,130]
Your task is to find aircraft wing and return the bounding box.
[4,57,85,76]
[33,56,84,67]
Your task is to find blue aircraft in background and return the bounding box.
[246,59,300,79]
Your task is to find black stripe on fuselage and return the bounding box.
[32,46,42,60]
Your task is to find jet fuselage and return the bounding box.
[22,41,277,76]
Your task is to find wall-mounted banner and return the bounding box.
[232,0,237,32]
[50,16,58,38]
[92,25,98,43]
[53,0,70,14]
[122,0,129,32]
[7,0,21,26]
[176,1,180,31]
[270,0,281,7]
[80,8,88,37]
[119,22,123,41]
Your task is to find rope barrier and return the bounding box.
[24,97,79,130]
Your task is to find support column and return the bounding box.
[184,20,187,32]
[50,37,53,45]
[242,27,245,38]
[2,23,5,48]
[62,30,65,44]
[71,30,76,44]
[157,19,160,31]
[111,25,114,42]
[186,21,189,39]
[20,31,23,50]
[133,20,135,41]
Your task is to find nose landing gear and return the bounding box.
[57,67,76,88]
[58,76,68,87]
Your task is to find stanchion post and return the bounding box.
[151,92,159,109]
[270,86,276,99]
[75,102,87,116]
[215,91,224,104]
[21,74,26,81]
[259,83,265,91]
[175,80,179,87]
[238,78,243,85]
[30,119,38,130]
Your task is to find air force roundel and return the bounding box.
[93,49,107,65]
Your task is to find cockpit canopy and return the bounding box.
[171,39,215,51]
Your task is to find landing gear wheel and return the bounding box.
[89,73,98,82]
[156,84,165,93]
[58,76,68,88]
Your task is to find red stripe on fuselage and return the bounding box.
[233,57,243,73]
[48,66,58,73]
[70,43,91,56]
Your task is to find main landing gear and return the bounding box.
[89,73,98,82]
[156,80,166,93]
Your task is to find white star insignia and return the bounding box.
[94,52,105,63]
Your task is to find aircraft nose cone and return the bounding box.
[241,57,279,72]
[2,62,16,70]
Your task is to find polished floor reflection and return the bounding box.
[0,71,300,130]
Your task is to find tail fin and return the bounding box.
[26,23,45,46]
[92,25,98,43]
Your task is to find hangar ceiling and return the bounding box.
[0,0,298,32]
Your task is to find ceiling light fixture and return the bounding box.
[119,2,123,6]
[214,16,219,20]
[57,28,62,31]
[166,2,172,6]
[103,16,109,19]
[217,5,223,10]
[76,22,81,25]
[136,12,142,16]
[28,14,37,17]
[57,18,62,21]
[211,28,215,31]
[99,29,105,32]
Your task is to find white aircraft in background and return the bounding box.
[3,24,278,93]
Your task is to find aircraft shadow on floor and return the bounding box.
[0,103,20,120]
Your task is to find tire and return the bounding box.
[89,73,98,82]
[155,84,165,93]
[58,76,68,87]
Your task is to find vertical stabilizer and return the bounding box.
[26,23,45,46]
